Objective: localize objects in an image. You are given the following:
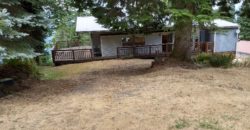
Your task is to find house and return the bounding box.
[52,16,240,65]
[75,16,175,58]
[193,19,240,53]
[236,41,250,59]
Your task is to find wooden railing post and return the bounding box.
[205,42,208,53]
[133,47,136,57]
[52,50,56,64]
[91,49,93,59]
[117,47,120,58]
[149,45,151,56]
[72,50,75,61]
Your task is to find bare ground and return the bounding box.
[0,59,250,130]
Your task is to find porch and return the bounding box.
[52,44,171,65]
[51,42,214,65]
[117,44,173,58]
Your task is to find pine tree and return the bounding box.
[239,0,250,40]
[0,0,50,58]
[217,0,235,18]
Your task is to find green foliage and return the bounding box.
[195,53,212,65]
[39,66,65,80]
[239,17,250,40]
[0,58,41,79]
[37,55,53,66]
[174,119,190,129]
[199,118,222,130]
[80,0,171,33]
[209,53,234,68]
[50,1,90,48]
[0,0,51,58]
[53,26,91,48]
[217,0,236,18]
[238,0,250,40]
[195,53,234,68]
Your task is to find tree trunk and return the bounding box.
[172,21,193,60]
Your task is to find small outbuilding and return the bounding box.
[236,40,250,58]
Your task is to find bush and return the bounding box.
[194,53,234,68]
[0,58,41,80]
[37,55,53,66]
[195,53,212,65]
[209,54,234,68]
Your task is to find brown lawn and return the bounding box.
[0,59,250,130]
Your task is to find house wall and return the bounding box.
[100,33,165,57]
[214,29,238,53]
[145,33,162,45]
[145,33,163,54]
[100,35,123,57]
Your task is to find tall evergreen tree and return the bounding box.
[0,0,50,58]
[239,0,250,40]
[217,0,236,18]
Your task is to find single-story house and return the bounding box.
[75,16,239,58]
[52,16,240,65]
[236,40,250,59]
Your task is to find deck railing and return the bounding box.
[52,49,93,64]
[117,44,170,58]
[194,42,214,54]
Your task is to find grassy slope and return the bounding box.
[3,59,249,130]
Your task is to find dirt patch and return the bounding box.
[0,59,250,130]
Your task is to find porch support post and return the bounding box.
[72,50,75,61]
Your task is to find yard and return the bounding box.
[0,59,250,130]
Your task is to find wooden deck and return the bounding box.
[52,44,171,65]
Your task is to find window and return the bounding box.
[122,36,145,46]
[162,33,173,44]
[134,36,145,45]
[122,36,133,46]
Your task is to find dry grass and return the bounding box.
[0,59,250,130]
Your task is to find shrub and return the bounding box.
[209,54,234,68]
[194,53,234,68]
[37,55,53,66]
[195,53,212,65]
[0,58,41,80]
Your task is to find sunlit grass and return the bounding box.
[39,66,66,80]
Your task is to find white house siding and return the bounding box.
[145,33,162,45]
[214,29,238,53]
[100,35,123,57]
[145,33,163,53]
